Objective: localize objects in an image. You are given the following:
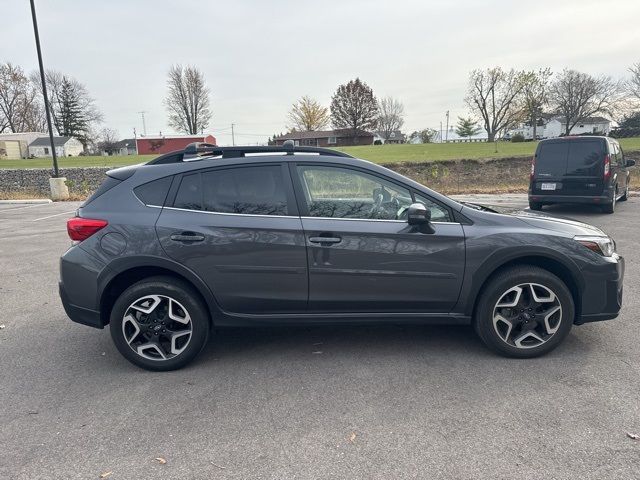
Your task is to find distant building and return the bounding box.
[273,129,374,147]
[374,130,406,144]
[509,115,611,140]
[0,132,47,159]
[136,134,216,155]
[433,128,488,143]
[102,139,137,156]
[28,136,84,157]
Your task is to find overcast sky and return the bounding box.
[4,0,640,145]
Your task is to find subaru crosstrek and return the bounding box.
[60,142,625,370]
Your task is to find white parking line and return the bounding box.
[32,210,76,221]
[0,203,53,214]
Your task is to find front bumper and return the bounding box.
[575,254,624,324]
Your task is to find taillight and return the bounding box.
[67,217,108,241]
[604,154,611,180]
[530,156,536,180]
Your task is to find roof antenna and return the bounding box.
[282,139,295,155]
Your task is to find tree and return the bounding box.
[376,96,405,142]
[0,62,42,133]
[465,67,528,142]
[522,68,552,140]
[409,129,437,144]
[97,128,119,154]
[165,65,212,134]
[627,62,640,103]
[618,111,640,129]
[455,116,481,138]
[287,96,329,131]
[34,70,102,145]
[548,69,621,135]
[330,78,378,140]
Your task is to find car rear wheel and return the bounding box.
[528,201,543,211]
[474,266,574,358]
[619,185,629,202]
[109,276,210,371]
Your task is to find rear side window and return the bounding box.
[565,141,604,176]
[173,165,289,216]
[134,176,173,206]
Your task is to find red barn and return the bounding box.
[136,134,216,155]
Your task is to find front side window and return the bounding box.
[297,165,412,220]
[173,165,289,216]
[414,193,452,222]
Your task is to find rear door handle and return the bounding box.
[309,236,341,245]
[170,232,205,242]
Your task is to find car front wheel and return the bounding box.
[474,266,574,358]
[109,276,210,371]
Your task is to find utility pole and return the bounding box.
[138,111,147,135]
[30,0,58,178]
[439,122,443,144]
[231,123,235,146]
[445,110,450,142]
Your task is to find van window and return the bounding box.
[536,140,604,177]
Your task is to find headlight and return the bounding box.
[574,235,615,257]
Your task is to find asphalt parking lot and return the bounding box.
[1,196,639,479]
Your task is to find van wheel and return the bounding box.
[473,266,574,358]
[529,201,542,211]
[603,191,616,214]
[109,276,210,371]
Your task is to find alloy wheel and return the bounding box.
[492,283,562,349]
[122,295,193,361]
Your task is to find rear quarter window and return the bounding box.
[133,176,173,206]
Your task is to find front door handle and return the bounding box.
[170,232,205,243]
[309,236,342,245]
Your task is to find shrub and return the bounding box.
[374,139,383,145]
[511,133,525,142]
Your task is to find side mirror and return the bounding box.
[407,203,435,233]
[626,159,636,168]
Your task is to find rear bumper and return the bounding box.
[575,254,624,324]
[528,193,613,205]
[59,282,104,329]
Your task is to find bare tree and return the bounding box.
[628,62,640,103]
[165,65,212,134]
[330,78,378,140]
[465,67,528,142]
[549,69,621,135]
[376,96,405,142]
[287,96,329,131]
[0,62,43,133]
[97,128,120,154]
[522,68,552,140]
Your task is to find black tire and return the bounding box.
[109,276,210,371]
[529,201,543,211]
[603,191,616,214]
[473,266,574,358]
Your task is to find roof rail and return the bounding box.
[181,139,354,161]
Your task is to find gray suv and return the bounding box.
[60,143,625,370]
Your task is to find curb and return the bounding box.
[0,199,52,204]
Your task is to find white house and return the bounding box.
[544,116,610,138]
[509,116,611,140]
[28,136,84,157]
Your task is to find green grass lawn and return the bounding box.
[2,137,640,169]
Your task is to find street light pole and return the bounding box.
[29,0,59,178]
